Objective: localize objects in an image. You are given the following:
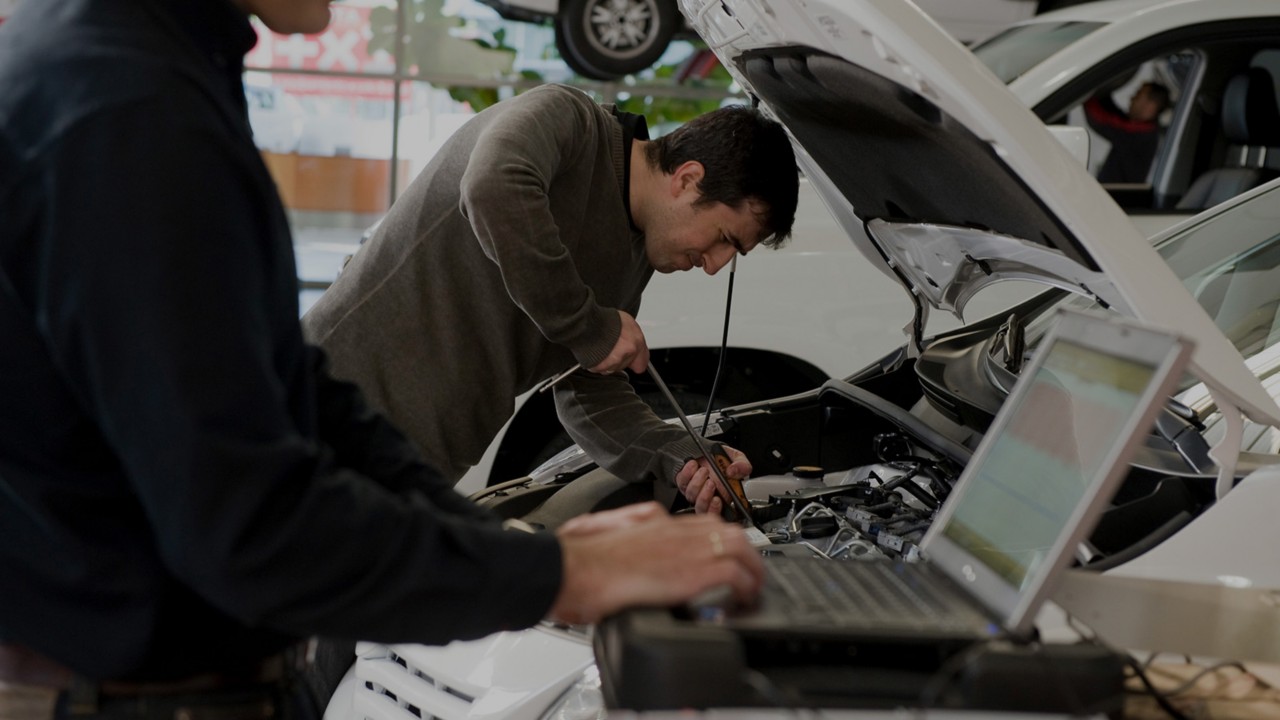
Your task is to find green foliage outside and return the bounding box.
[365,0,736,123]
[612,57,737,128]
[366,0,516,84]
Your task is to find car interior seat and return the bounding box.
[1177,67,1280,211]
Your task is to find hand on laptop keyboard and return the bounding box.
[548,502,766,624]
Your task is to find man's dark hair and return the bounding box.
[1142,82,1172,113]
[645,105,798,248]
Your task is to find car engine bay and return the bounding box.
[474,343,1225,571]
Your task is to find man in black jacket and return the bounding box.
[0,0,763,717]
[1084,81,1171,184]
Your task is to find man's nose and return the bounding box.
[702,245,736,275]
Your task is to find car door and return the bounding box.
[1029,19,1280,234]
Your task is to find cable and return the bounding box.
[1153,660,1250,696]
[1123,654,1196,720]
[890,475,941,510]
[701,255,735,435]
[1065,612,1196,720]
[880,467,920,492]
[1081,510,1194,572]
[1140,651,1193,671]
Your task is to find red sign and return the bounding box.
[247,4,389,73]
[246,4,407,101]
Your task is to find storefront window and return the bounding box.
[239,0,736,312]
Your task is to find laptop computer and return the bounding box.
[719,308,1194,643]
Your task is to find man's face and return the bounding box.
[1129,86,1162,123]
[643,161,769,275]
[233,0,332,34]
[644,196,768,275]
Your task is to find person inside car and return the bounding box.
[1084,80,1172,184]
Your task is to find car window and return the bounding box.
[972,21,1105,84]
[1053,53,1191,189]
[1044,41,1280,218]
[1172,240,1280,454]
[1036,185,1280,453]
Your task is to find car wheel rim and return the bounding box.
[583,0,661,60]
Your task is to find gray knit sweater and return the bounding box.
[304,84,701,485]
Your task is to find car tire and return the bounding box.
[555,0,679,80]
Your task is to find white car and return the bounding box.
[976,0,1280,236]
[460,0,1280,493]
[326,0,1280,717]
[473,0,1097,80]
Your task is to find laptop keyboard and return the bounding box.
[765,557,986,632]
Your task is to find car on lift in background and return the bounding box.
[474,0,1097,80]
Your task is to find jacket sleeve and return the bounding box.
[459,85,621,369]
[1083,93,1130,144]
[552,371,704,486]
[39,98,561,645]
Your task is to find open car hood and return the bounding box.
[678,0,1280,426]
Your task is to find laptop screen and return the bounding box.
[922,310,1191,635]
[940,338,1156,588]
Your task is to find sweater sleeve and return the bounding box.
[459,85,621,368]
[552,371,704,486]
[310,345,496,521]
[40,100,562,644]
[1083,94,1131,144]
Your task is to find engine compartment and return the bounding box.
[718,378,969,561]
[474,357,1223,569]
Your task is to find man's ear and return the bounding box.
[669,160,705,197]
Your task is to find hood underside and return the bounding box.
[737,47,1124,316]
[679,0,1280,425]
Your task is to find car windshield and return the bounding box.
[973,21,1106,84]
[1028,183,1280,452]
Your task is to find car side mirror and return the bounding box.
[1047,125,1090,168]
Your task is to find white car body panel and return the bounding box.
[329,628,593,720]
[1005,0,1280,105]
[912,0,1038,44]
[1105,464,1280,587]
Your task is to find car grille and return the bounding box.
[352,645,477,720]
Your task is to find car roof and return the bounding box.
[1005,0,1280,109]
[1031,0,1275,25]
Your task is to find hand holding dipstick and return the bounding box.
[646,364,756,527]
[537,359,754,525]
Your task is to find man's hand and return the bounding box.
[588,310,649,375]
[548,503,764,625]
[556,501,665,537]
[675,445,752,515]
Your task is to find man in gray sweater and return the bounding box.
[304,84,798,512]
